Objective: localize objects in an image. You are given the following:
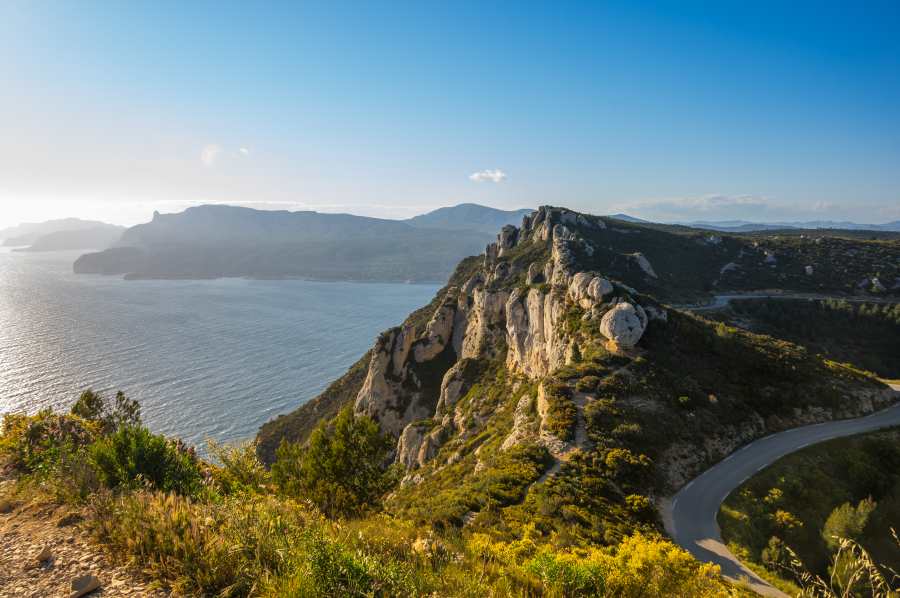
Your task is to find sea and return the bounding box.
[0,248,439,449]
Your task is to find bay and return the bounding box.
[0,248,439,449]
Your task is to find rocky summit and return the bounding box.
[258,206,897,545]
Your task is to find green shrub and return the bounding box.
[207,439,271,495]
[541,383,577,441]
[0,410,99,475]
[72,389,142,433]
[272,406,396,517]
[575,376,601,393]
[90,425,203,496]
[822,498,877,550]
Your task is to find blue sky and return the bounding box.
[1,1,898,227]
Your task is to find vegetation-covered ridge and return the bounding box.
[711,298,900,379]
[257,205,895,563]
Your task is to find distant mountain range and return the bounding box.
[606,214,900,233]
[74,204,534,283]
[406,203,534,233]
[1,218,125,249]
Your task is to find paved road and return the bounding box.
[661,385,900,597]
[677,292,896,312]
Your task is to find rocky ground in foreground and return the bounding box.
[0,482,166,598]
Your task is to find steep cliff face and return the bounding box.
[352,206,667,466]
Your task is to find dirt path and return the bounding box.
[0,483,167,598]
[533,390,594,486]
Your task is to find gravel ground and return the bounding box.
[0,486,168,598]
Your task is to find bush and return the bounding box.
[541,382,578,441]
[0,410,99,475]
[207,439,271,495]
[71,389,141,433]
[90,425,203,496]
[822,498,876,550]
[272,406,395,517]
[575,376,601,393]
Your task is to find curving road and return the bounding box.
[677,292,897,312]
[660,385,900,597]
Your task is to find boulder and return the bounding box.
[70,574,101,598]
[599,302,647,347]
[586,276,613,302]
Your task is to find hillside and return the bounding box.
[74,205,492,283]
[1,218,121,248]
[258,205,896,548]
[14,225,124,252]
[406,203,534,233]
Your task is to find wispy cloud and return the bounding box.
[238,147,250,156]
[200,144,222,166]
[613,194,770,221]
[469,169,507,183]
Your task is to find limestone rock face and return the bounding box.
[413,299,456,362]
[599,302,647,347]
[498,225,519,256]
[354,205,664,468]
[505,287,569,377]
[568,272,613,308]
[631,252,657,278]
[526,262,544,284]
[396,422,429,470]
[396,419,454,470]
[435,360,476,416]
[355,328,431,437]
[458,286,508,360]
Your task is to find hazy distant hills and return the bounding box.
[1,218,124,249]
[683,219,900,233]
[14,226,126,252]
[406,203,533,233]
[75,204,529,283]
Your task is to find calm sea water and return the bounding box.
[0,248,438,449]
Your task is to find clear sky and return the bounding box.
[1,1,899,228]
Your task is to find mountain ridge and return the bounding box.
[72,204,532,283]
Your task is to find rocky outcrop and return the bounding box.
[353,205,665,468]
[505,287,569,378]
[567,272,613,309]
[599,302,648,348]
[631,252,657,278]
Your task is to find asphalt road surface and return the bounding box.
[678,292,896,311]
[661,386,900,597]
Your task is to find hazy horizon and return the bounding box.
[4,199,900,233]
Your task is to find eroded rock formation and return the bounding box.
[352,206,667,468]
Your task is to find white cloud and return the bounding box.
[200,144,222,166]
[469,169,507,183]
[238,147,250,156]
